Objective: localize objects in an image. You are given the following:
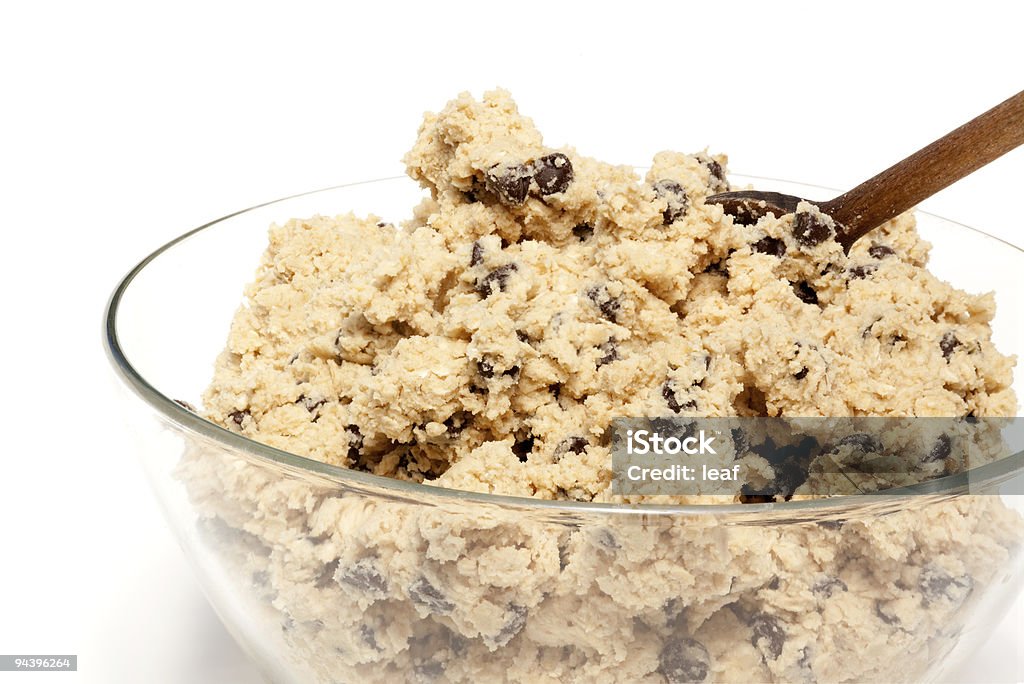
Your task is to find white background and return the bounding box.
[2,2,1023,682]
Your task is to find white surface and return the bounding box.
[1,2,1022,682]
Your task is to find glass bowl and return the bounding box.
[104,176,1024,683]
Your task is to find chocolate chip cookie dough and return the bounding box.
[180,89,1023,682]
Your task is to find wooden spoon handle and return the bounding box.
[824,89,1024,249]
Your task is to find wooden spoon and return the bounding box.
[706,89,1024,251]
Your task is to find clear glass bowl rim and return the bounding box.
[103,174,1024,517]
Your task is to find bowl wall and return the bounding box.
[106,176,1024,683]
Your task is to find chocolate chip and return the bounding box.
[652,179,690,225]
[549,383,563,399]
[360,624,380,651]
[296,395,327,413]
[874,601,900,626]
[751,236,787,257]
[792,281,819,305]
[766,576,781,590]
[485,163,532,205]
[731,428,748,456]
[585,284,621,323]
[739,492,775,504]
[228,409,250,426]
[750,613,785,660]
[920,564,973,608]
[502,365,521,378]
[516,329,530,343]
[173,399,198,412]
[792,211,833,247]
[940,332,960,360]
[470,241,484,267]
[572,223,594,241]
[848,264,877,279]
[408,577,454,614]
[443,411,470,437]
[314,558,340,589]
[345,424,363,459]
[492,604,528,647]
[512,435,535,462]
[475,263,518,297]
[662,381,697,414]
[699,154,729,193]
[833,433,883,453]
[554,436,588,461]
[925,434,952,463]
[338,558,388,598]
[793,367,809,380]
[596,338,619,367]
[477,360,495,378]
[868,244,896,259]
[812,576,848,599]
[658,637,711,684]
[533,153,574,196]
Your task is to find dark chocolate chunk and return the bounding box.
[315,558,340,589]
[920,564,973,607]
[792,211,833,247]
[409,577,455,614]
[493,604,528,647]
[793,367,809,380]
[652,179,690,225]
[345,425,363,459]
[658,637,711,683]
[470,241,484,267]
[925,434,952,463]
[554,436,588,462]
[549,383,563,399]
[572,222,594,241]
[338,558,388,597]
[750,613,785,660]
[662,381,697,414]
[516,329,530,343]
[485,163,532,205]
[868,244,896,259]
[751,236,787,258]
[848,264,877,279]
[585,284,621,323]
[512,435,535,462]
[812,576,848,599]
[766,576,781,591]
[533,153,574,196]
[173,398,197,412]
[475,263,518,298]
[228,409,250,426]
[596,338,619,367]
[792,281,819,305]
[940,332,961,360]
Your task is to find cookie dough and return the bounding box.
[180,90,1023,682]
